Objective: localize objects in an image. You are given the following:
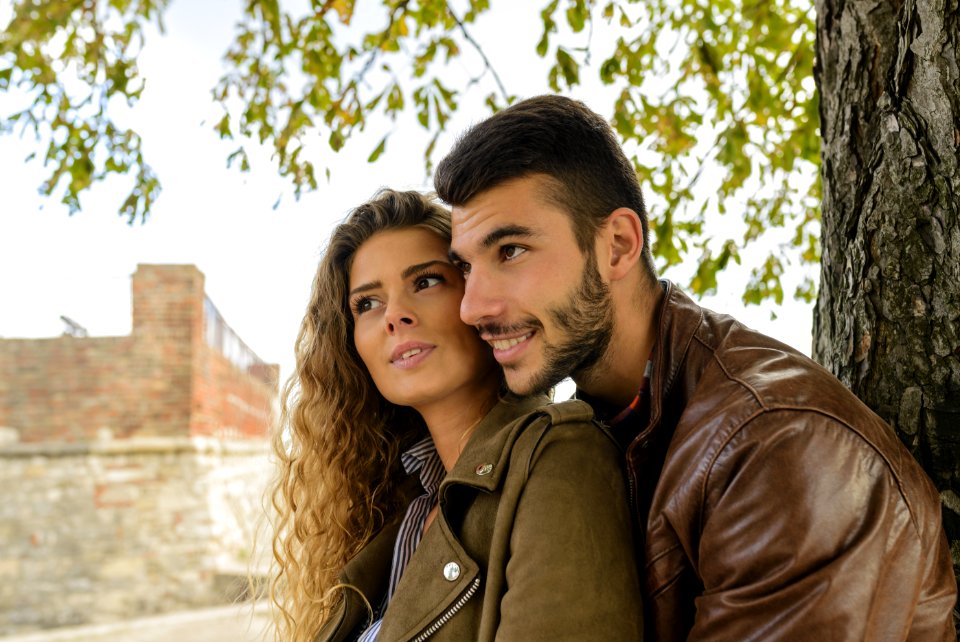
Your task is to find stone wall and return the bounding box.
[0,438,274,635]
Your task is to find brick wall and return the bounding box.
[0,336,136,442]
[0,264,278,442]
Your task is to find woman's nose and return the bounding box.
[384,300,417,334]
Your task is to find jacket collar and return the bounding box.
[636,280,702,446]
[374,393,555,641]
[319,395,553,641]
[441,393,552,494]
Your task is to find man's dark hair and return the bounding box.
[434,94,656,278]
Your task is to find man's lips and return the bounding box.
[482,330,535,363]
[486,331,534,351]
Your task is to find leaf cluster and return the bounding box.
[0,0,165,222]
[1,0,823,304]
[210,0,505,198]
[581,0,822,304]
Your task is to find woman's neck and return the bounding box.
[417,385,500,472]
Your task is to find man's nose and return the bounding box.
[460,268,506,327]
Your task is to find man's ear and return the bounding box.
[599,208,644,281]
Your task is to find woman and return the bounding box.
[270,189,643,642]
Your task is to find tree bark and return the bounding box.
[814,0,960,597]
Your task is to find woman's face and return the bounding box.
[349,227,498,411]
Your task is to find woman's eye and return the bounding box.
[353,297,382,315]
[414,275,443,291]
[502,245,527,261]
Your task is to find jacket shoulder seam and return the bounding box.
[699,407,923,539]
[694,332,769,411]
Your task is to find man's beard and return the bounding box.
[493,255,614,397]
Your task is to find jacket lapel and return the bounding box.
[376,509,481,641]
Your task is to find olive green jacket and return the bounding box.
[315,395,644,642]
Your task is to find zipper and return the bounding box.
[628,469,637,513]
[410,576,481,642]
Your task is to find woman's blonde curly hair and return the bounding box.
[269,190,452,642]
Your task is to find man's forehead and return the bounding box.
[450,204,529,257]
[450,200,490,247]
[450,178,556,250]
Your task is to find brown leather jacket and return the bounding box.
[627,282,956,641]
[315,396,644,642]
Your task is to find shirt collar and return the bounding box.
[401,435,445,496]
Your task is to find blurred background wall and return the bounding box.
[0,265,278,635]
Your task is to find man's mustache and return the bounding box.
[473,319,543,337]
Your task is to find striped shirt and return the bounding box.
[357,436,445,642]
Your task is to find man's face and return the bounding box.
[450,175,614,396]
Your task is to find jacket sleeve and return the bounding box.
[688,411,957,642]
[494,420,645,642]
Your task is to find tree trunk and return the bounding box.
[814,0,960,595]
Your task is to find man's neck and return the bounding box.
[577,280,663,408]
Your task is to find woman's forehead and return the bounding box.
[349,227,450,286]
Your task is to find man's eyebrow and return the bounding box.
[449,225,536,264]
[480,224,536,249]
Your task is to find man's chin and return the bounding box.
[503,367,562,399]
[502,372,533,397]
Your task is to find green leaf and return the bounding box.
[367,135,387,162]
[565,0,587,32]
[537,0,559,57]
[600,56,620,84]
[555,47,579,88]
[215,114,232,139]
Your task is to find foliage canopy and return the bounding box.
[0,0,819,305]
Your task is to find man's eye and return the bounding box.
[455,261,471,277]
[502,245,527,261]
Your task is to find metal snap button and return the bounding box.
[443,562,461,581]
[475,463,494,476]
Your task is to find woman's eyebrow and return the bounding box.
[350,259,451,296]
[400,259,451,278]
[348,280,381,297]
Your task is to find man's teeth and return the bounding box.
[400,348,422,360]
[491,333,531,350]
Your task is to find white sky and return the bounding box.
[0,1,814,391]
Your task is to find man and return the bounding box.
[434,95,957,640]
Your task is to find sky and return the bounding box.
[0,1,815,395]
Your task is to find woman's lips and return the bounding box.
[390,342,436,369]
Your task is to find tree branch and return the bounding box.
[447,5,509,103]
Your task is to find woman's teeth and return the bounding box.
[400,348,422,359]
